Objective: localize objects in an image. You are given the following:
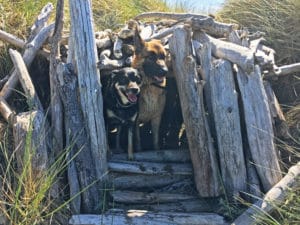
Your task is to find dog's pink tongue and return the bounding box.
[154,76,164,83]
[127,93,137,103]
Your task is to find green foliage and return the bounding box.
[217,0,300,64]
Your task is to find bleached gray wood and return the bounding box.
[57,62,103,213]
[232,162,300,225]
[273,62,300,76]
[111,199,222,213]
[13,110,48,177]
[108,160,192,175]
[9,49,43,112]
[0,29,25,48]
[110,149,190,163]
[209,59,247,197]
[112,174,189,189]
[0,97,14,123]
[195,31,255,73]
[28,3,54,42]
[235,65,282,192]
[69,0,108,189]
[111,190,197,204]
[0,24,54,100]
[169,26,222,197]
[134,12,207,21]
[70,210,228,225]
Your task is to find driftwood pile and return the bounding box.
[0,1,300,224]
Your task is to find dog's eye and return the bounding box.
[148,53,157,61]
[158,53,165,60]
[118,76,128,85]
[135,77,142,85]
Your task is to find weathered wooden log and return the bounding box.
[264,81,290,139]
[13,110,48,177]
[208,59,247,197]
[0,97,15,123]
[28,3,54,42]
[111,190,197,204]
[111,198,222,213]
[56,62,103,213]
[235,65,282,192]
[108,160,192,175]
[135,12,207,21]
[113,37,123,59]
[110,149,190,163]
[0,24,54,99]
[112,174,190,189]
[98,49,125,70]
[169,26,222,197]
[49,0,64,163]
[69,0,108,190]
[194,31,255,74]
[9,49,43,111]
[188,17,235,37]
[95,36,112,49]
[232,162,300,225]
[144,25,184,42]
[274,62,300,76]
[0,29,25,48]
[70,210,228,225]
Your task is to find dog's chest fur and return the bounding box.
[138,78,166,123]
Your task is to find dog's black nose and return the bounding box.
[129,88,140,94]
[158,66,168,76]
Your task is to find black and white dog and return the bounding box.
[102,67,141,159]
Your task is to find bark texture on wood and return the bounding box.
[57,63,103,213]
[13,110,48,177]
[209,59,247,197]
[236,65,282,192]
[70,210,227,225]
[69,0,108,183]
[232,162,300,225]
[169,26,221,197]
[134,12,207,21]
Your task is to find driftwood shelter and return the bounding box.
[0,1,300,225]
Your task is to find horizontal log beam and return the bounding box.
[0,29,25,48]
[135,12,207,21]
[70,210,228,225]
[108,160,193,175]
[111,190,197,204]
[110,149,190,163]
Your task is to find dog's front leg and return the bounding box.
[128,125,134,160]
[151,116,162,150]
[135,120,142,151]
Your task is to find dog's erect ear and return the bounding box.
[133,27,145,55]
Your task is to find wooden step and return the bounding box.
[69,209,228,225]
[108,160,193,175]
[110,190,198,204]
[111,173,191,190]
[110,149,191,163]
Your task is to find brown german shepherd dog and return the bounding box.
[132,28,168,151]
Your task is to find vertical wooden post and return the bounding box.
[68,0,108,211]
[236,65,282,192]
[169,26,221,197]
[208,59,247,197]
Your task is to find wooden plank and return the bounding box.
[70,210,228,225]
[108,161,192,175]
[111,190,197,204]
[110,149,190,163]
[69,0,108,199]
[110,198,222,213]
[232,162,300,225]
[208,59,247,197]
[235,65,282,192]
[112,174,190,189]
[169,25,221,197]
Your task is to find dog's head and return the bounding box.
[110,67,141,106]
[132,28,168,85]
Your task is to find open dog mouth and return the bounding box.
[124,91,138,103]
